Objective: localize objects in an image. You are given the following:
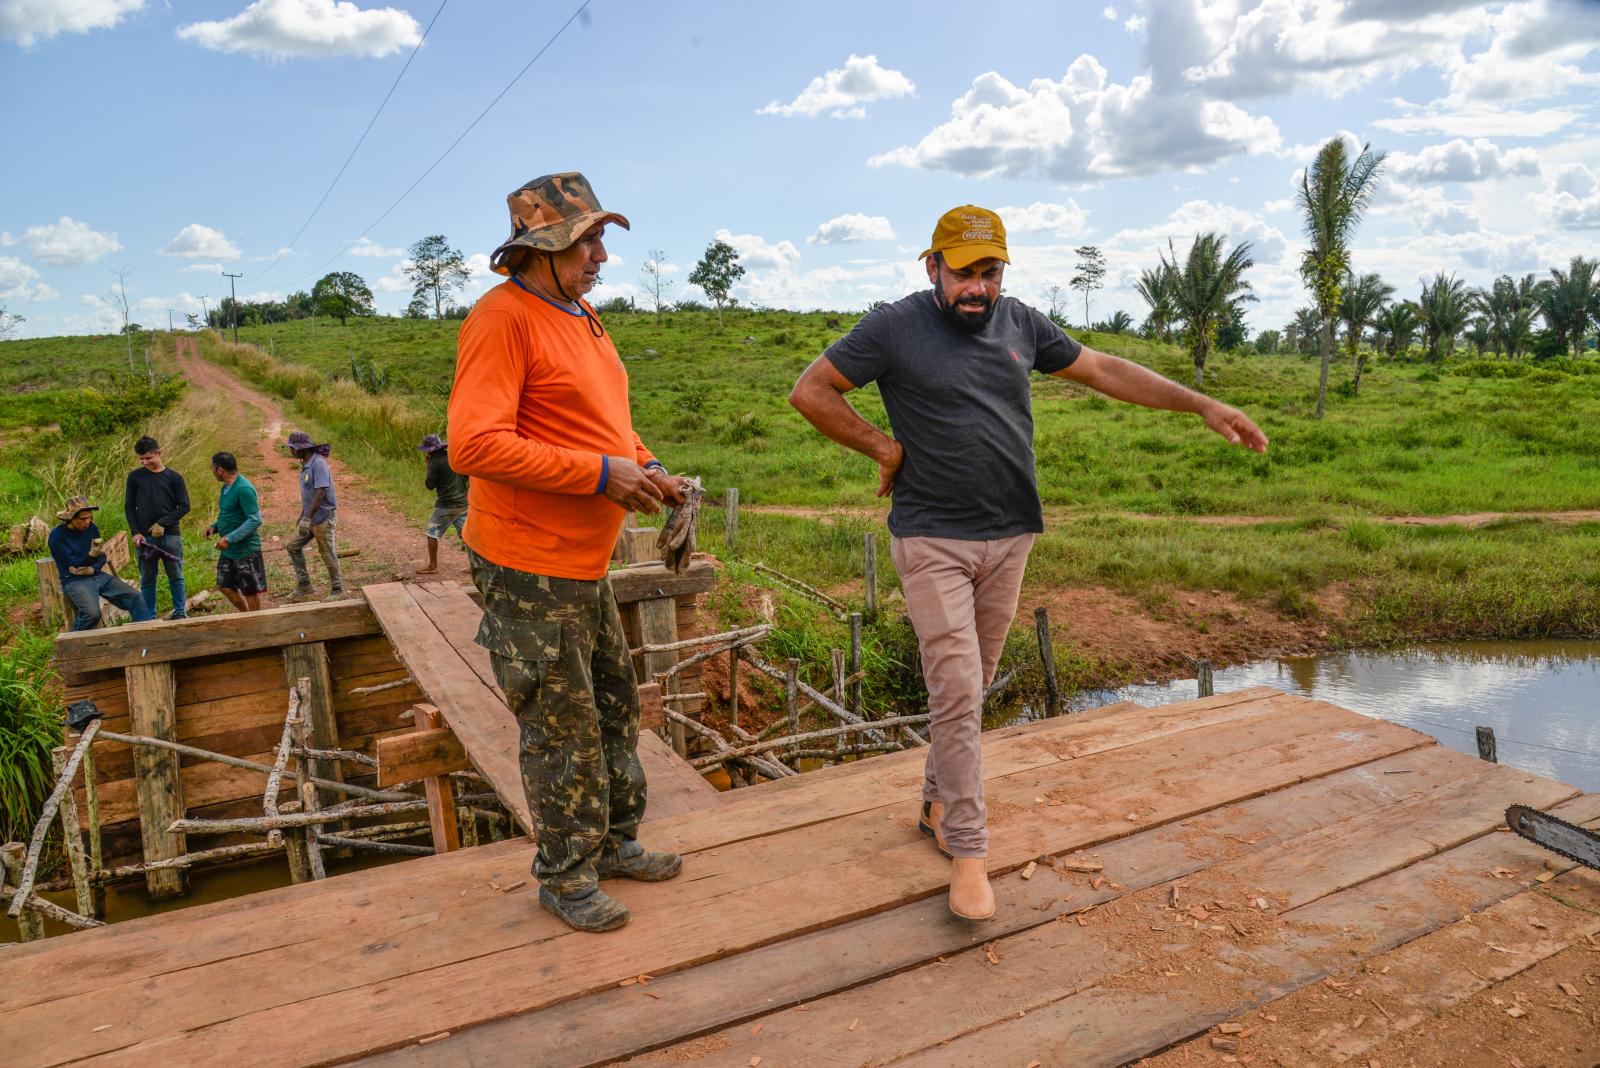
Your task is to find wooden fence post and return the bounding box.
[1,843,44,941]
[863,533,878,620]
[630,597,683,754]
[51,747,94,919]
[848,612,864,721]
[281,644,344,811]
[1476,725,1498,763]
[126,662,187,900]
[415,705,460,854]
[1196,659,1214,698]
[1035,607,1061,718]
[786,658,800,741]
[36,559,66,631]
[724,487,739,557]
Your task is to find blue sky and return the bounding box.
[2,0,1597,340]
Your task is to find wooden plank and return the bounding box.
[282,642,343,809]
[631,593,684,754]
[36,557,67,630]
[414,706,460,854]
[637,681,664,732]
[365,583,534,834]
[361,745,1491,1068]
[35,715,1428,1066]
[638,731,717,818]
[608,558,715,605]
[125,662,185,900]
[377,727,469,787]
[53,599,381,675]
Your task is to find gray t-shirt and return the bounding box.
[300,454,336,524]
[824,291,1081,540]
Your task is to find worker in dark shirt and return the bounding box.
[124,435,191,618]
[47,496,155,631]
[417,433,468,575]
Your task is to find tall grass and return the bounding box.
[0,628,61,842]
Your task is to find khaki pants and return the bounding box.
[890,533,1035,858]
[286,514,344,593]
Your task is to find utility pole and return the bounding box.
[222,271,243,344]
[167,308,174,332]
[199,295,210,330]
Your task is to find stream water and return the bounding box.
[1073,639,1600,792]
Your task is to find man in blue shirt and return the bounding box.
[283,430,344,601]
[46,496,156,631]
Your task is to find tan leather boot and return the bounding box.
[948,856,995,920]
[918,800,953,858]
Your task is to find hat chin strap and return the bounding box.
[543,252,606,339]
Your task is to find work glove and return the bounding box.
[149,523,164,537]
[87,539,106,558]
[68,566,95,576]
[655,476,704,575]
[296,517,312,537]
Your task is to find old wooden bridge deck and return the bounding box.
[3,686,1597,1066]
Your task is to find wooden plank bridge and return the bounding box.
[3,682,1596,1066]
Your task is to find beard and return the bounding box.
[934,287,998,334]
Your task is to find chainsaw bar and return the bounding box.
[1505,804,1600,872]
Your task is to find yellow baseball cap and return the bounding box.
[919,205,1009,270]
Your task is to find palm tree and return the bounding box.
[1160,232,1256,389]
[1505,305,1538,361]
[1096,310,1136,335]
[1339,272,1394,395]
[1373,301,1420,362]
[1288,306,1321,355]
[1416,273,1473,361]
[1297,137,1387,417]
[1477,276,1520,357]
[1536,256,1599,357]
[1134,264,1178,343]
[1466,317,1492,358]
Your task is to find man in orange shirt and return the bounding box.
[450,173,689,933]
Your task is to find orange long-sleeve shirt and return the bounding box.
[448,281,656,580]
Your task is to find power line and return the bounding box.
[255,0,450,283]
[292,0,594,287]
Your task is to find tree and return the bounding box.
[1339,272,1393,396]
[1069,246,1107,327]
[1254,329,1282,355]
[311,271,375,326]
[404,235,470,319]
[184,312,202,330]
[1134,264,1178,343]
[1160,232,1256,389]
[1297,137,1387,418]
[640,248,674,323]
[101,265,136,370]
[1466,318,1492,357]
[1535,255,1599,357]
[1416,273,1473,361]
[1042,284,1067,321]
[1373,301,1420,362]
[0,304,23,340]
[688,239,745,326]
[1288,307,1322,355]
[1094,310,1135,335]
[404,295,431,319]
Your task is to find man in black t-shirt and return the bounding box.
[790,205,1268,922]
[124,435,191,619]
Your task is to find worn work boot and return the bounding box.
[288,583,316,604]
[538,885,630,932]
[596,840,683,882]
[918,800,953,859]
[948,857,996,921]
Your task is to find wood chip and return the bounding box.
[1260,1013,1277,1023]
[1534,870,1556,883]
[642,990,661,1000]
[1528,917,1549,929]
[1170,884,1182,907]
[1058,860,1103,873]
[1253,897,1270,910]
[1351,1014,1366,1029]
[417,1032,451,1046]
[983,942,1002,966]
[1127,812,1139,821]
[91,1025,111,1033]
[1092,877,1107,891]
[1211,1037,1239,1053]
[749,1023,764,1036]
[848,1018,859,1032]
[1026,1061,1042,1068]
[1077,914,1089,926]
[1506,1005,1527,1018]
[749,1058,762,1067]
[1217,1022,1244,1034]
[617,977,639,987]
[1021,860,1037,881]
[1187,905,1210,921]
[1558,982,1580,998]
[499,880,526,893]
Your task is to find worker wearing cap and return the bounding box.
[449,172,691,933]
[46,496,156,631]
[789,206,1268,921]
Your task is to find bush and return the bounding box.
[58,373,187,437]
[0,629,61,842]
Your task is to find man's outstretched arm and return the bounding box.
[789,356,904,497]
[1055,347,1269,453]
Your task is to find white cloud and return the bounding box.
[1102,5,1118,19]
[349,237,404,257]
[1374,99,1582,137]
[9,216,121,266]
[373,259,412,293]
[758,53,915,119]
[1535,163,1600,229]
[997,200,1090,238]
[1443,0,1600,104]
[807,214,895,245]
[177,0,421,60]
[712,229,801,272]
[1386,137,1541,183]
[1370,179,1482,236]
[178,262,225,274]
[0,0,144,47]
[871,57,1280,182]
[0,257,58,302]
[161,224,241,260]
[241,289,285,303]
[1124,14,1145,33]
[1104,199,1289,263]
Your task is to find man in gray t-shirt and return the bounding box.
[790,204,1268,923]
[284,430,345,601]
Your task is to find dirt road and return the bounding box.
[174,337,467,603]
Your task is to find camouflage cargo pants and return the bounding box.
[468,548,647,895]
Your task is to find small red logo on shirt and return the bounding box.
[1010,350,1021,363]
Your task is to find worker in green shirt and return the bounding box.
[203,451,267,612]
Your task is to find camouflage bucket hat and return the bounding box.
[489,172,630,276]
[56,495,98,522]
[417,433,447,453]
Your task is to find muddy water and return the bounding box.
[1076,639,1600,792]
